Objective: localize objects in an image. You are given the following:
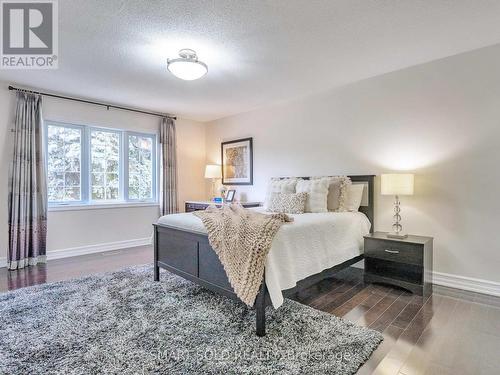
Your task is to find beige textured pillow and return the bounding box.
[296,178,329,213]
[264,178,298,209]
[267,192,307,214]
[315,176,352,211]
[345,184,365,212]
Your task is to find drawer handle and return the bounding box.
[384,249,400,254]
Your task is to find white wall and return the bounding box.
[206,44,500,284]
[0,83,206,261]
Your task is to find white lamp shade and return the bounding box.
[204,164,221,179]
[167,60,208,80]
[381,174,414,195]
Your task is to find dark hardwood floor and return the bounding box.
[0,246,152,293]
[1,247,499,375]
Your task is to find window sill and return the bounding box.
[48,202,159,212]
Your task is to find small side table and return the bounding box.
[184,201,262,212]
[364,232,433,296]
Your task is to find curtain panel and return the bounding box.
[8,92,48,270]
[159,117,178,215]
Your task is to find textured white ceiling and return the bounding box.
[2,0,500,121]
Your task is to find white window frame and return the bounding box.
[125,131,158,203]
[45,120,158,209]
[45,122,87,205]
[89,126,123,203]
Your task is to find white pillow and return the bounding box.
[315,176,352,211]
[296,178,329,213]
[344,184,365,212]
[264,178,297,209]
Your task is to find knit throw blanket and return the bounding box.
[194,204,293,306]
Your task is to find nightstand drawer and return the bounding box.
[185,201,261,213]
[185,203,211,212]
[365,238,423,266]
[365,258,423,285]
[185,203,197,212]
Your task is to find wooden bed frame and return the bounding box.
[153,175,375,336]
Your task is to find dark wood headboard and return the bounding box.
[278,175,375,233]
[349,175,375,233]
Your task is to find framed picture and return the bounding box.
[221,137,253,185]
[225,190,236,202]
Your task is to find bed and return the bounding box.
[153,175,374,336]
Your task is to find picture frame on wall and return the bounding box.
[221,137,253,185]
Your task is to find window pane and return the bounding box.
[128,135,153,200]
[91,130,120,201]
[47,125,82,202]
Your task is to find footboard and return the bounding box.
[153,224,270,336]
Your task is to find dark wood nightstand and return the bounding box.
[364,232,433,296]
[185,201,262,212]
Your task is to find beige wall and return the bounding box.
[206,44,500,284]
[0,83,206,261]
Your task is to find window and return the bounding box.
[128,134,154,200]
[47,124,83,203]
[46,122,157,207]
[90,129,121,201]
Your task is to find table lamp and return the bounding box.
[205,164,221,201]
[381,174,414,239]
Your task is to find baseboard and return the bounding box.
[0,237,152,268]
[351,262,499,298]
[432,271,500,297]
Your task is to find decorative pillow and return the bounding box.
[295,178,329,213]
[267,192,307,214]
[314,176,352,211]
[344,184,365,212]
[264,178,298,209]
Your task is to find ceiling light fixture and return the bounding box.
[167,49,208,81]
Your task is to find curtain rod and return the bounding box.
[8,85,177,120]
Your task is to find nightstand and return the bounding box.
[185,201,262,212]
[364,232,433,296]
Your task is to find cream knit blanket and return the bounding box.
[194,204,293,306]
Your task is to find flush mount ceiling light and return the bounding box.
[167,49,208,81]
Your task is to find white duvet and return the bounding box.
[157,207,371,308]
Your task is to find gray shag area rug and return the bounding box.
[0,265,382,374]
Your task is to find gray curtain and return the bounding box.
[159,117,178,215]
[8,92,48,270]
